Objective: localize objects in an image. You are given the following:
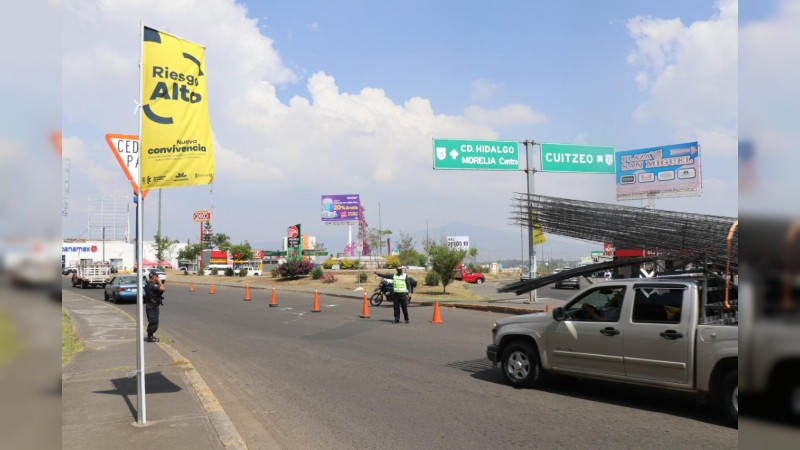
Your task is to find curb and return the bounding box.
[73,292,249,450]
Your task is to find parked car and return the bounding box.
[62,267,78,275]
[144,268,167,283]
[553,268,580,289]
[103,275,139,303]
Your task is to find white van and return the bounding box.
[204,264,233,275]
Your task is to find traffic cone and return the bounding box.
[431,301,443,324]
[312,289,321,312]
[209,282,215,294]
[359,291,371,319]
[189,282,195,292]
[545,304,550,312]
[244,282,251,301]
[269,287,278,307]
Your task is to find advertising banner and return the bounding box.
[140,26,213,189]
[321,194,361,223]
[616,142,701,200]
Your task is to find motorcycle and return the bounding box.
[369,279,394,306]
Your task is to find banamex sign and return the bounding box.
[193,210,211,222]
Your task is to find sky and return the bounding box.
[58,0,742,259]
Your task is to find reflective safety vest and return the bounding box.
[392,274,408,293]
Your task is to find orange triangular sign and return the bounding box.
[105,133,149,198]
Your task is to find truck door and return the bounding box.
[547,286,627,378]
[622,284,693,387]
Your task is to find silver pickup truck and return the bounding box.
[487,274,738,426]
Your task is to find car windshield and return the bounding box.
[118,276,137,284]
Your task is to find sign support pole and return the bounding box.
[523,140,538,303]
[135,21,147,425]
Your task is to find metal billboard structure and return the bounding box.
[87,195,130,242]
[509,194,737,268]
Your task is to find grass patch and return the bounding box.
[0,311,23,366]
[62,309,83,367]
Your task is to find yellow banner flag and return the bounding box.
[140,26,213,189]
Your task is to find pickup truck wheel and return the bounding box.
[719,370,738,428]
[501,341,543,388]
[475,277,484,284]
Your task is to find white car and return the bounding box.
[144,268,167,283]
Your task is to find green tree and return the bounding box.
[229,242,254,261]
[177,243,203,261]
[151,233,175,267]
[202,222,214,248]
[212,233,231,251]
[366,227,392,255]
[469,247,478,264]
[397,231,415,253]
[427,243,466,294]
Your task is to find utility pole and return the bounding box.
[378,202,382,257]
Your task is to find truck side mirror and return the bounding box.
[553,307,566,322]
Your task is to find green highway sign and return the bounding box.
[540,143,615,173]
[433,139,520,170]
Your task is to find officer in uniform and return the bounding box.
[374,267,415,323]
[144,271,165,342]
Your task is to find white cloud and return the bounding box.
[626,0,737,135]
[470,79,501,102]
[463,104,546,128]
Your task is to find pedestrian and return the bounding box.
[373,266,416,324]
[144,271,165,342]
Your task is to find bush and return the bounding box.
[239,268,248,277]
[424,271,440,286]
[225,268,235,276]
[270,266,279,278]
[340,259,360,270]
[321,273,338,283]
[385,255,401,269]
[210,268,219,276]
[322,257,335,269]
[311,266,324,280]
[278,260,314,278]
[357,271,368,283]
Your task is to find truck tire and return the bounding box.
[719,369,738,428]
[501,341,543,388]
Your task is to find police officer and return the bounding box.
[374,267,415,323]
[144,271,164,342]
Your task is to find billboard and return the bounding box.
[616,142,701,200]
[321,194,361,223]
[446,236,470,251]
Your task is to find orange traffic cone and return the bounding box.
[431,301,443,323]
[312,289,321,312]
[189,282,195,292]
[545,304,550,312]
[209,282,215,294]
[244,282,251,301]
[269,287,278,307]
[359,291,371,319]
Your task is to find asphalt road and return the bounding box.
[66,279,736,449]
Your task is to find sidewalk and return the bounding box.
[62,290,247,450]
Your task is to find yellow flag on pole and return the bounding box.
[140,26,213,189]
